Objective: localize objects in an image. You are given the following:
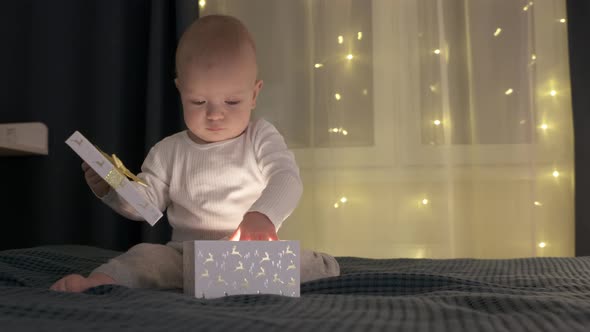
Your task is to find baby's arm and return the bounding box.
[88,144,171,221]
[244,120,303,233]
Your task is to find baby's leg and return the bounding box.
[50,243,183,292]
[300,250,340,283]
[50,272,115,293]
[92,242,183,289]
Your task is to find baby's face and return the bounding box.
[176,56,262,144]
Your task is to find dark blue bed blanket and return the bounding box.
[1,245,590,331]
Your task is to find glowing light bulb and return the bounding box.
[334,203,339,208]
[199,0,206,8]
[534,201,543,206]
[362,89,368,95]
[550,90,557,96]
[539,242,546,248]
[531,54,537,60]
[552,170,559,178]
[334,93,341,101]
[357,32,363,40]
[433,120,441,126]
[314,63,323,68]
[422,199,429,205]
[342,130,348,136]
[493,28,502,37]
[505,88,513,95]
[346,54,354,60]
[540,124,548,130]
[429,85,437,92]
[433,49,441,55]
[559,18,566,23]
[338,35,343,44]
[340,197,348,203]
[523,5,529,11]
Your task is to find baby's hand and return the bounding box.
[229,212,278,241]
[82,162,110,198]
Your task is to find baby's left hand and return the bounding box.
[229,212,278,241]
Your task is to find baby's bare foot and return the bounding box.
[50,273,115,293]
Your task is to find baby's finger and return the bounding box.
[81,162,90,172]
[85,173,100,185]
[251,233,267,241]
[229,229,241,241]
[51,279,64,292]
[85,170,97,181]
[86,167,98,176]
[240,232,253,241]
[87,170,105,182]
[88,172,103,184]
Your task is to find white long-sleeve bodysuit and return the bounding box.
[101,118,303,241]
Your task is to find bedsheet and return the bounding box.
[1,245,589,331]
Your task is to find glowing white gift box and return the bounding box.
[183,240,300,298]
[66,131,163,226]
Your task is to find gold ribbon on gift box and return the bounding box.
[95,146,148,189]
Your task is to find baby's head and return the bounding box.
[175,15,262,143]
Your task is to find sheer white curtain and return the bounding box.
[201,0,574,259]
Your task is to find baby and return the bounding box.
[51,14,339,292]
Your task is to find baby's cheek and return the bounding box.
[235,112,251,131]
[184,112,203,129]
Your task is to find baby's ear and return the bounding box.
[252,79,264,108]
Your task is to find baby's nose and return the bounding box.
[206,107,224,120]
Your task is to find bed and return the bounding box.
[1,245,590,331]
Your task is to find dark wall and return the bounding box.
[567,0,590,256]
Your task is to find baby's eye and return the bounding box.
[225,101,240,106]
[191,100,206,106]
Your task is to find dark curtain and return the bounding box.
[567,1,590,256]
[0,0,197,251]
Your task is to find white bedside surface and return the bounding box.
[0,122,48,156]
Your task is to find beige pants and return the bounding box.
[92,242,340,289]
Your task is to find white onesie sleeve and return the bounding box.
[247,120,303,229]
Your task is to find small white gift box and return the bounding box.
[66,131,163,226]
[183,240,300,299]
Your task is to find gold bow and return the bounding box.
[95,146,148,188]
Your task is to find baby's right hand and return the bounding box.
[82,162,110,197]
